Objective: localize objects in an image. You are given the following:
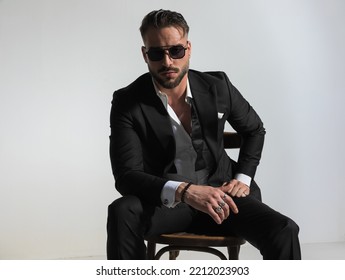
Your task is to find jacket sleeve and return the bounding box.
[109,91,167,205]
[223,72,266,179]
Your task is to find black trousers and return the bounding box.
[106,185,301,260]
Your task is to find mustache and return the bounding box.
[158,66,179,73]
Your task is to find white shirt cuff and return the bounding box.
[161,180,182,208]
[234,173,252,187]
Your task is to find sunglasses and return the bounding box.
[145,42,188,61]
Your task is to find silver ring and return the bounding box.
[214,206,223,213]
[219,201,226,207]
[222,193,227,200]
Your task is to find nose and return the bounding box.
[161,50,173,67]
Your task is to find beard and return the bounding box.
[149,61,189,89]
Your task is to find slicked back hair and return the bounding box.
[140,9,189,40]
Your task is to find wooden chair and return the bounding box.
[145,132,245,260]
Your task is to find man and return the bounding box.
[107,9,301,260]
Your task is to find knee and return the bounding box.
[285,218,300,235]
[274,217,300,241]
[108,196,144,221]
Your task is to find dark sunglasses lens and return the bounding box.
[147,45,186,61]
[147,48,165,61]
[169,46,185,59]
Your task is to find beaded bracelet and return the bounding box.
[181,182,193,203]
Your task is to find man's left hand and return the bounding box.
[221,179,250,198]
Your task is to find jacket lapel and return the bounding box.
[139,77,176,159]
[189,72,219,159]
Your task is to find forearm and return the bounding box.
[236,131,265,178]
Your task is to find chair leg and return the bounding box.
[147,241,156,260]
[169,250,180,260]
[227,245,240,260]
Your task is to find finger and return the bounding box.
[240,186,250,197]
[215,205,225,221]
[208,204,223,224]
[220,182,234,194]
[237,189,247,197]
[219,198,229,219]
[236,187,245,197]
[213,193,227,221]
[229,184,241,197]
[224,195,239,214]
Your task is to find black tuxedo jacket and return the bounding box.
[110,70,265,205]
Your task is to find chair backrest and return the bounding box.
[223,132,242,149]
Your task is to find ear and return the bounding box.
[187,40,192,58]
[141,46,148,63]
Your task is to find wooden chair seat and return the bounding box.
[146,232,246,260]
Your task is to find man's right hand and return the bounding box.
[176,183,239,224]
